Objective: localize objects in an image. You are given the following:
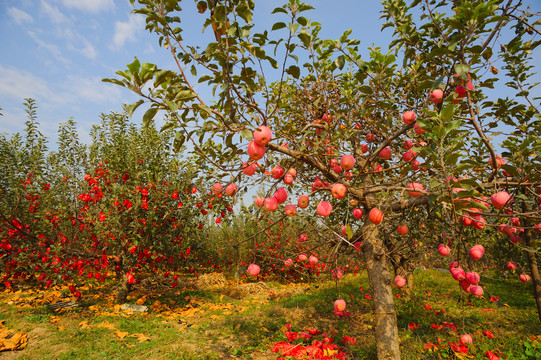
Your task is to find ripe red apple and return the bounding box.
[297,233,308,243]
[459,334,473,344]
[253,126,272,146]
[506,261,517,271]
[274,187,288,204]
[451,267,466,281]
[430,89,444,104]
[520,274,531,282]
[264,197,278,211]
[411,159,420,170]
[361,144,369,153]
[247,264,260,276]
[459,279,471,293]
[284,258,293,267]
[284,173,294,184]
[247,140,266,160]
[331,183,347,199]
[341,225,348,236]
[211,183,223,195]
[225,183,237,196]
[403,139,413,150]
[333,164,343,173]
[127,273,135,284]
[465,271,480,284]
[332,268,343,280]
[379,146,392,160]
[438,244,450,256]
[472,215,486,230]
[309,255,318,265]
[491,191,511,210]
[469,245,485,260]
[271,166,284,179]
[353,208,363,219]
[369,208,384,225]
[366,133,375,142]
[373,163,383,172]
[489,155,506,169]
[394,275,406,288]
[317,201,333,217]
[511,217,520,227]
[287,168,297,177]
[298,254,307,261]
[402,111,417,125]
[414,123,426,134]
[254,196,264,207]
[510,236,521,244]
[242,161,256,176]
[284,204,297,216]
[470,285,483,296]
[402,151,416,162]
[397,224,408,235]
[340,155,355,171]
[297,195,309,209]
[334,299,346,312]
[407,182,426,197]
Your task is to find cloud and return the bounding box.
[0,64,59,102]
[7,7,34,25]
[112,14,145,48]
[60,0,115,13]
[40,1,69,25]
[27,31,72,65]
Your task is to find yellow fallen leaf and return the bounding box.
[56,326,65,331]
[130,333,150,343]
[96,321,115,329]
[219,294,224,302]
[89,305,100,311]
[79,321,90,329]
[115,330,129,339]
[210,315,221,320]
[223,311,232,315]
[136,298,146,306]
[49,316,60,324]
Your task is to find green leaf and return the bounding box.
[440,103,455,122]
[286,65,300,79]
[236,1,253,23]
[240,129,253,140]
[288,23,299,34]
[334,55,345,70]
[298,31,311,47]
[271,7,288,14]
[297,16,308,26]
[271,22,287,31]
[142,106,159,127]
[102,78,126,87]
[127,57,141,74]
[431,76,444,90]
[126,100,145,118]
[454,64,471,79]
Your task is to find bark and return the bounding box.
[406,273,414,293]
[361,224,401,360]
[115,278,132,304]
[523,223,541,323]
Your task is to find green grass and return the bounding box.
[0,269,539,359]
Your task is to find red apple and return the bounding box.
[127,273,135,284]
[465,271,480,284]
[317,201,333,217]
[491,191,511,210]
[407,182,426,197]
[470,285,483,296]
[309,255,318,265]
[297,195,310,209]
[274,187,288,204]
[284,258,293,267]
[211,183,223,195]
[438,244,450,256]
[403,139,413,150]
[520,274,531,282]
[253,125,272,146]
[379,146,392,160]
[284,173,294,184]
[264,197,278,211]
[366,133,375,142]
[298,254,307,261]
[332,268,343,280]
[247,264,260,276]
[340,155,355,171]
[397,224,408,235]
[247,140,266,160]
[361,144,369,153]
[469,245,485,260]
[242,161,257,176]
[271,166,284,179]
[225,183,237,196]
[414,123,426,134]
[394,275,406,288]
[254,196,264,207]
[459,334,473,344]
[430,89,444,104]
[284,204,297,216]
[369,208,384,225]
[402,111,416,125]
[331,183,347,199]
[353,208,363,219]
[334,299,346,312]
[506,261,517,271]
[451,267,466,281]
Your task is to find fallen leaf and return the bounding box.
[130,333,150,343]
[115,330,129,339]
[219,294,224,302]
[79,321,90,329]
[96,321,115,329]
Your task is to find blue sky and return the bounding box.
[0,0,539,146]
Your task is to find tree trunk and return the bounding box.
[115,278,132,304]
[361,224,401,360]
[526,251,541,323]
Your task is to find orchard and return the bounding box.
[1,0,541,359]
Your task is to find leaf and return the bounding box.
[126,100,145,118]
[115,330,129,339]
[127,57,141,74]
[271,7,288,14]
[143,107,159,127]
[271,22,286,31]
[286,65,300,79]
[454,64,471,79]
[440,103,455,123]
[130,333,150,343]
[334,55,345,70]
[236,1,253,23]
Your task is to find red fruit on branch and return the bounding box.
[369,208,384,225]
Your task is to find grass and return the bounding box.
[0,269,539,359]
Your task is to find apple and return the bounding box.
[298,254,307,261]
[469,245,485,260]
[287,168,297,177]
[472,215,486,230]
[271,166,284,179]
[317,201,333,217]
[397,224,408,235]
[353,208,363,219]
[459,334,473,344]
[331,183,347,199]
[332,268,343,280]
[297,195,310,209]
[341,225,348,236]
[242,161,256,176]
[394,275,406,288]
[211,183,223,195]
[340,155,355,171]
[414,123,426,134]
[436,245,449,257]
[284,258,293,267]
[127,273,135,284]
[511,217,520,227]
[470,285,483,296]
[451,267,466,281]
[465,271,480,284]
[247,264,261,276]
[254,196,264,207]
[520,274,531,282]
[379,146,392,160]
[411,159,420,171]
[510,236,521,244]
[333,164,343,173]
[247,140,266,160]
[284,204,297,216]
[334,299,346,312]
[284,173,294,184]
[403,139,413,150]
[264,197,278,211]
[369,208,384,225]
[402,151,416,162]
[403,111,417,125]
[274,187,288,204]
[225,183,237,196]
[354,241,362,251]
[366,133,375,142]
[253,125,272,146]
[309,255,319,265]
[489,155,506,169]
[430,89,444,103]
[491,191,511,210]
[506,261,517,271]
[361,144,369,153]
[407,182,426,197]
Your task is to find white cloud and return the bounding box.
[27,31,72,65]
[112,14,145,48]
[63,75,123,104]
[60,0,115,13]
[7,7,34,25]
[0,64,59,102]
[40,1,69,25]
